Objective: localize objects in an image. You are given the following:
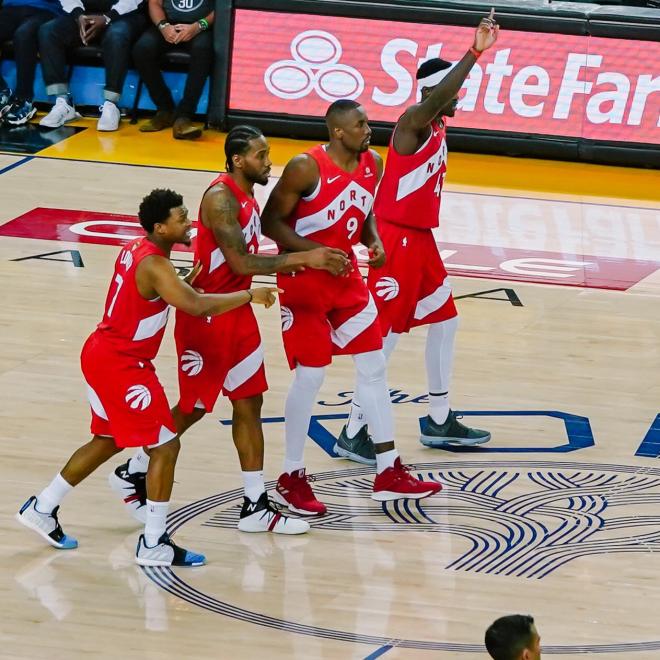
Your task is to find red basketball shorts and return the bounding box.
[368,221,458,335]
[80,333,176,448]
[174,303,267,414]
[277,267,383,369]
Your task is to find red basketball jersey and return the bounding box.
[95,237,170,360]
[373,119,448,229]
[286,145,377,261]
[193,173,261,294]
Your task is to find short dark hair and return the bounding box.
[225,124,264,172]
[485,615,536,660]
[138,189,183,233]
[416,57,452,85]
[325,99,361,129]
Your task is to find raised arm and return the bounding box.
[138,255,278,316]
[261,154,327,252]
[397,10,499,141]
[203,183,350,276]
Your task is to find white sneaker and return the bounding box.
[135,533,205,567]
[97,101,120,131]
[109,462,147,524]
[39,97,79,128]
[16,496,78,549]
[238,492,310,535]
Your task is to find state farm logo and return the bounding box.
[264,30,364,101]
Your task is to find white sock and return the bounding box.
[353,350,394,445]
[283,365,325,474]
[345,402,365,438]
[36,473,73,513]
[144,500,169,547]
[348,332,399,433]
[426,318,458,424]
[242,470,265,502]
[128,447,150,474]
[376,448,399,473]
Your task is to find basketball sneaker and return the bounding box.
[419,410,491,447]
[6,100,37,125]
[40,97,80,128]
[238,492,310,535]
[109,462,147,523]
[16,496,78,549]
[273,469,327,516]
[334,424,376,465]
[97,100,120,131]
[372,458,442,501]
[0,88,12,119]
[135,533,205,567]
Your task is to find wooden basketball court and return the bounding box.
[1,119,659,659]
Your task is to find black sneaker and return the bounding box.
[419,410,491,447]
[109,462,147,523]
[6,100,37,125]
[238,492,310,534]
[334,424,376,465]
[135,532,205,567]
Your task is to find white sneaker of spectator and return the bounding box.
[40,97,80,129]
[98,101,120,132]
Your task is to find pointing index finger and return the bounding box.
[489,7,495,19]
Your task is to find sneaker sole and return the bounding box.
[135,556,205,567]
[237,520,310,535]
[333,443,376,466]
[419,433,491,447]
[371,489,440,502]
[272,490,326,516]
[15,512,77,550]
[108,471,147,524]
[39,112,81,129]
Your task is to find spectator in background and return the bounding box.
[38,0,147,131]
[485,614,542,660]
[133,0,214,140]
[0,0,61,125]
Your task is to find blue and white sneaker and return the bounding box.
[16,496,78,550]
[0,88,12,120]
[135,533,205,567]
[6,100,37,126]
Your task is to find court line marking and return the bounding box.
[0,156,34,176]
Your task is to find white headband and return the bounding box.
[417,67,452,89]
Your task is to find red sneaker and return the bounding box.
[372,458,442,501]
[273,468,327,516]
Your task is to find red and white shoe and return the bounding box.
[372,458,442,501]
[273,469,327,516]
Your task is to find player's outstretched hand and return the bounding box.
[306,246,353,276]
[249,287,283,309]
[474,8,499,53]
[367,242,386,268]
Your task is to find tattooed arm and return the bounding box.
[201,183,350,276]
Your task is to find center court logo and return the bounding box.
[264,30,364,101]
[143,460,660,655]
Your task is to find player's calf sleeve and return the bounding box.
[426,317,459,424]
[284,365,325,472]
[353,350,394,445]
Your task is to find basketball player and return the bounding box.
[485,614,542,660]
[113,126,351,533]
[260,100,442,515]
[16,189,280,566]
[338,10,500,464]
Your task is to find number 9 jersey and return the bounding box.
[283,144,377,264]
